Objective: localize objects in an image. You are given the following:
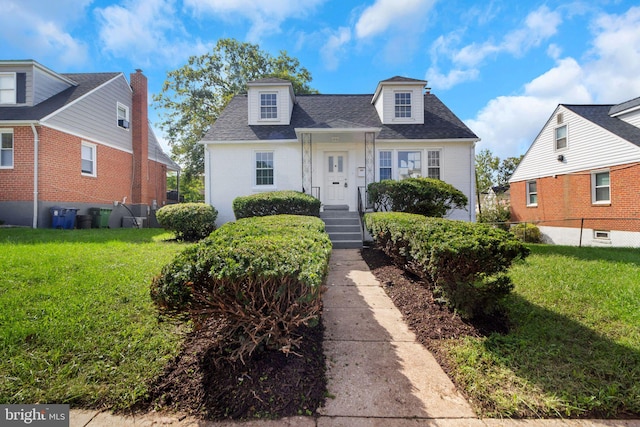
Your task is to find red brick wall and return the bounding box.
[0,126,34,201]
[130,70,149,204]
[511,162,640,232]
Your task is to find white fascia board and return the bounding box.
[294,127,381,136]
[199,139,297,145]
[377,137,480,144]
[0,120,38,126]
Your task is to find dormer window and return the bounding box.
[260,93,277,119]
[0,73,16,105]
[117,103,129,129]
[395,92,411,118]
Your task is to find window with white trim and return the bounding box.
[526,180,537,206]
[0,129,13,168]
[427,150,440,179]
[81,142,96,176]
[117,103,129,129]
[592,171,610,203]
[0,73,16,105]
[555,125,567,150]
[398,151,421,179]
[395,92,411,118]
[255,151,274,186]
[260,93,277,119]
[594,230,610,240]
[379,151,392,180]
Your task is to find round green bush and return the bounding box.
[232,190,320,219]
[510,222,542,243]
[155,203,218,241]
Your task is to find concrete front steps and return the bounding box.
[320,207,363,249]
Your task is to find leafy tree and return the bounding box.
[154,38,317,177]
[475,149,499,214]
[497,155,524,187]
[167,174,204,203]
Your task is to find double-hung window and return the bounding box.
[555,125,567,150]
[395,92,411,118]
[379,151,392,180]
[0,129,13,168]
[260,93,277,119]
[117,103,129,129]
[81,142,96,176]
[0,73,16,105]
[526,180,537,206]
[592,171,610,203]
[427,150,440,179]
[255,151,274,186]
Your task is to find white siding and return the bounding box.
[206,142,301,225]
[511,105,640,182]
[0,65,33,105]
[33,67,72,105]
[43,75,132,153]
[247,85,294,125]
[373,85,424,125]
[618,109,640,128]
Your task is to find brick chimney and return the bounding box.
[130,69,148,205]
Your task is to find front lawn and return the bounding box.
[441,244,640,418]
[0,228,189,409]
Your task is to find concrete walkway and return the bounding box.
[70,249,639,427]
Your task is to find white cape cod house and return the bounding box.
[201,76,479,225]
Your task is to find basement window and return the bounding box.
[594,230,610,240]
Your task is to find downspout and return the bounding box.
[30,123,39,229]
[470,142,476,222]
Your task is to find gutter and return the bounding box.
[30,123,39,228]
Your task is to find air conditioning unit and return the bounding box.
[118,119,129,129]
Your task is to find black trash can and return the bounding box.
[77,215,92,229]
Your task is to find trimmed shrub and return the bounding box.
[364,212,529,319]
[511,222,542,243]
[477,203,511,230]
[156,203,218,241]
[150,215,331,363]
[368,178,468,217]
[233,190,320,219]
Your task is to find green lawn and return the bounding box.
[441,244,640,418]
[0,228,189,409]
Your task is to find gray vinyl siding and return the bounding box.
[0,65,33,106]
[33,66,73,105]
[43,74,132,152]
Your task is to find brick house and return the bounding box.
[510,97,640,247]
[0,60,179,228]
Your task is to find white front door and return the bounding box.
[325,152,348,205]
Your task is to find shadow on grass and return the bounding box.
[0,227,179,245]
[483,292,640,418]
[527,244,640,267]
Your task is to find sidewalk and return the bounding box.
[70,249,640,427]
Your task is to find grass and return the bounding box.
[439,244,640,418]
[0,228,189,409]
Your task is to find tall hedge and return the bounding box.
[150,215,331,363]
[233,190,320,219]
[364,212,529,319]
[367,178,468,217]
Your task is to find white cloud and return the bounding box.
[354,0,435,39]
[466,6,640,159]
[320,27,352,71]
[184,0,325,41]
[428,5,562,90]
[0,0,90,67]
[96,0,207,67]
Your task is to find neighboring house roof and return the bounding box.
[0,73,120,121]
[608,96,640,116]
[379,76,428,84]
[203,93,478,142]
[148,125,180,171]
[562,104,640,148]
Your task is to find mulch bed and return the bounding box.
[137,246,506,421]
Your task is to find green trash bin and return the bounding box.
[89,207,112,228]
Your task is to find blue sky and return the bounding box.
[3,0,640,161]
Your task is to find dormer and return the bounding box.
[609,96,640,128]
[371,76,427,125]
[247,78,296,125]
[0,60,76,107]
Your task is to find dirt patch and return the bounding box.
[137,320,326,421]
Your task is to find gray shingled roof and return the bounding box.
[0,73,120,121]
[563,104,640,148]
[609,96,640,116]
[203,93,478,142]
[148,124,180,171]
[380,76,427,84]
